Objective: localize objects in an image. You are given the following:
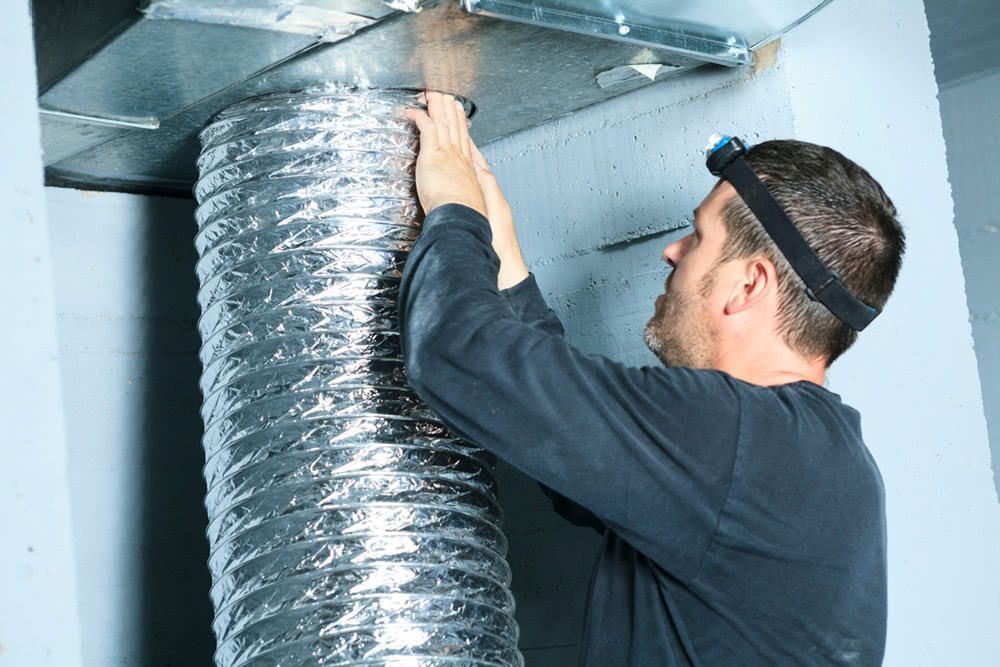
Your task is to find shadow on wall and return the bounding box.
[494,459,603,666]
[135,195,216,664]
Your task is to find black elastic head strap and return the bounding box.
[705,135,879,332]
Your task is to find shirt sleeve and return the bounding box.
[500,273,565,337]
[501,275,605,533]
[399,203,742,581]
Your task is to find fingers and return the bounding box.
[419,91,472,158]
[445,97,462,149]
[424,92,449,149]
[453,99,472,159]
[427,92,453,149]
[438,93,462,150]
[404,107,438,150]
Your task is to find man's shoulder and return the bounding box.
[733,376,861,428]
[644,368,857,418]
[735,378,882,494]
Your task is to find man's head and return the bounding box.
[645,139,905,371]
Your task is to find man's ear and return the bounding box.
[724,256,776,316]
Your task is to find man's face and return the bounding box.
[644,183,733,367]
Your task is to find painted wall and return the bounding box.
[937,67,1000,498]
[783,3,1000,663]
[45,189,216,665]
[0,3,83,665]
[483,0,1000,664]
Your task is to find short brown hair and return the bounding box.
[719,140,905,365]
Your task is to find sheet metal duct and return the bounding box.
[34,1,728,194]
[194,87,522,666]
[33,1,836,194]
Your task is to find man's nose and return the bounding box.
[662,234,690,268]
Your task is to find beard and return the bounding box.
[644,272,717,368]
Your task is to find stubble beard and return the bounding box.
[644,273,716,368]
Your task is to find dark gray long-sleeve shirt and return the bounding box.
[399,204,887,666]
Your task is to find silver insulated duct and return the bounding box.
[193,88,523,667]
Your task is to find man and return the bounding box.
[400,92,904,665]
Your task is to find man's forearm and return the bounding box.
[494,224,529,290]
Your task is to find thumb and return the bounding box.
[470,143,501,196]
[473,160,503,203]
[469,140,491,172]
[468,140,510,216]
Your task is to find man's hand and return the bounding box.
[405,92,487,218]
[407,91,529,290]
[469,142,530,290]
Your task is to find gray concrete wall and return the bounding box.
[484,0,1000,664]
[938,67,1000,499]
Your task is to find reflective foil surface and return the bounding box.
[193,87,522,667]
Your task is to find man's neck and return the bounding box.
[712,346,826,388]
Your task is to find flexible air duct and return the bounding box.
[193,87,523,667]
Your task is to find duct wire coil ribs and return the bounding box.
[193,87,523,667]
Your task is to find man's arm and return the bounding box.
[500,274,606,534]
[399,203,742,580]
[459,130,607,535]
[401,93,741,579]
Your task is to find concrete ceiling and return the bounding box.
[925,0,1000,84]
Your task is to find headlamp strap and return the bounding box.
[706,136,879,332]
